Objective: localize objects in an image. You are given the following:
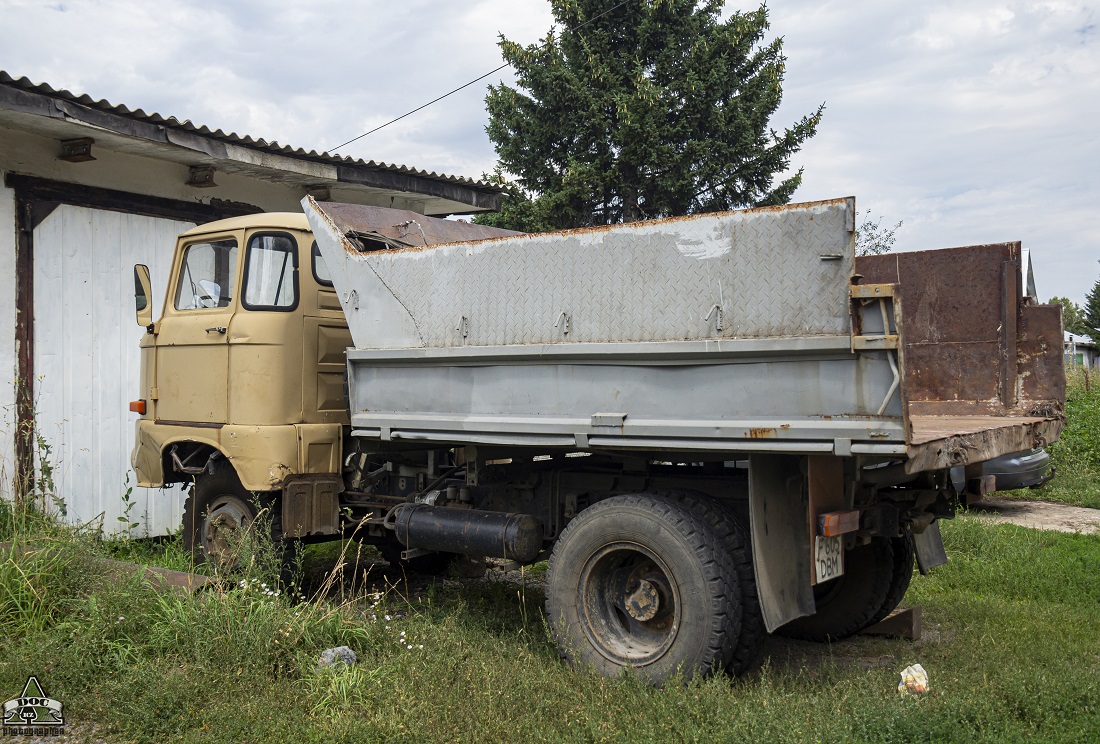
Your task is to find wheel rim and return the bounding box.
[202,495,254,564]
[577,541,681,667]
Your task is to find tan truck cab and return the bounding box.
[131,212,350,553]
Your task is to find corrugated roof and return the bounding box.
[0,70,500,193]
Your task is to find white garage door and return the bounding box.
[33,205,195,536]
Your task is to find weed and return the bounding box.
[0,538,86,637]
[1052,367,1100,470]
[116,472,141,538]
[302,663,386,720]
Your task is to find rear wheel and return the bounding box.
[545,494,741,683]
[674,492,764,676]
[777,537,894,642]
[867,534,915,626]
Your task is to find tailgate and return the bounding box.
[857,244,1064,473]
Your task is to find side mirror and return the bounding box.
[134,264,153,328]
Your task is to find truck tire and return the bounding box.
[183,468,259,566]
[776,537,893,642]
[545,494,741,683]
[183,466,293,572]
[673,492,764,677]
[867,534,915,627]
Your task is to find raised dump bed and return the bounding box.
[305,196,1062,473]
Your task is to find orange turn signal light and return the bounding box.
[129,399,147,415]
[818,509,860,537]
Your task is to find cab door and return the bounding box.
[154,232,241,424]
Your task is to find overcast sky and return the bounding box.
[2,0,1097,303]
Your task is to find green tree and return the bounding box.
[1049,296,1090,336]
[1085,273,1100,337]
[471,169,558,233]
[479,0,823,230]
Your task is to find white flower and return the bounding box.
[407,645,413,650]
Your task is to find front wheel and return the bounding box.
[545,494,742,683]
[183,468,261,566]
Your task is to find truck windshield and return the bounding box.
[174,239,238,310]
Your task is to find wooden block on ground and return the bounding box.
[3,541,214,594]
[101,558,216,594]
[859,607,922,640]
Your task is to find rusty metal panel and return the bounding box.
[282,476,341,538]
[906,415,1063,471]
[859,243,1063,470]
[308,197,857,350]
[899,343,1003,413]
[856,243,1054,418]
[1017,304,1066,415]
[857,244,1016,346]
[807,456,847,586]
[314,202,520,248]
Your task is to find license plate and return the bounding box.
[814,535,845,584]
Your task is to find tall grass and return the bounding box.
[2,514,1099,743]
[1051,367,1100,470]
[1035,367,1100,508]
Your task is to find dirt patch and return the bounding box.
[967,497,1100,535]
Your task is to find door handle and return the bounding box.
[205,326,227,334]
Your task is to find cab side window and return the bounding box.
[174,239,238,310]
[243,233,299,311]
[312,242,333,287]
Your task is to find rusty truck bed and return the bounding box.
[857,244,1064,471]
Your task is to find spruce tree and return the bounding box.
[481,0,823,230]
[1085,274,1100,337]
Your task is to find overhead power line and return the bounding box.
[328,0,634,153]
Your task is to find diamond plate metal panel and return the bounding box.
[310,197,855,350]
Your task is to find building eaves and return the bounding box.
[0,70,504,211]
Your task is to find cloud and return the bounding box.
[1,0,1096,301]
[769,0,1100,302]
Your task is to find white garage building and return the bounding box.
[0,71,502,536]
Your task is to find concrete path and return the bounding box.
[967,497,1100,535]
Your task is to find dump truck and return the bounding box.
[130,196,1064,682]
